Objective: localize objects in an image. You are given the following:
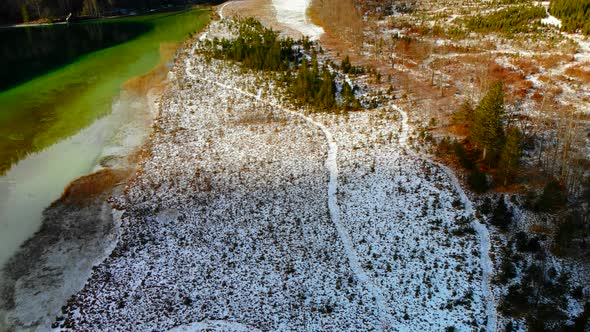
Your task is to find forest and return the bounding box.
[549,0,590,35]
[0,0,221,24]
[205,18,360,111]
[465,5,547,34]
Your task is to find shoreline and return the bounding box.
[0,5,201,29]
[3,1,505,329]
[0,89,159,331]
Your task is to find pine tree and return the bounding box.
[498,127,522,186]
[471,80,505,163]
[453,99,475,130]
[341,55,352,74]
[317,70,335,109]
[491,196,512,230]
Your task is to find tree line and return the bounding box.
[549,0,590,35]
[465,5,547,34]
[0,0,221,24]
[443,77,584,199]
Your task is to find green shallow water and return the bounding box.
[0,9,210,174]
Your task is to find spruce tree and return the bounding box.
[471,80,505,163]
[318,70,335,109]
[341,55,352,74]
[491,196,512,230]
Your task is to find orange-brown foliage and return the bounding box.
[510,57,540,76]
[565,64,590,84]
[58,169,130,207]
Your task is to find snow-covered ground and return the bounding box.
[55,19,492,330]
[541,15,562,28]
[271,0,324,40]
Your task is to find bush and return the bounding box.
[535,180,566,212]
[515,231,541,253]
[554,210,590,257]
[498,259,517,284]
[491,196,513,230]
[479,197,492,215]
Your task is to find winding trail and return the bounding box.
[218,1,230,20]
[394,105,497,332]
[184,59,393,329]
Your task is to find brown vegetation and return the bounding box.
[564,62,590,83]
[510,57,540,77]
[58,169,130,207]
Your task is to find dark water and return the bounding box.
[0,21,153,91]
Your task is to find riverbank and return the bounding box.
[0,8,210,270]
[2,1,500,330]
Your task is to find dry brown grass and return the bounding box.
[565,63,590,84]
[510,57,540,77]
[530,224,554,236]
[309,0,363,48]
[534,53,572,70]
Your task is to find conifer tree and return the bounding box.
[317,69,335,109]
[471,80,505,163]
[491,196,513,230]
[341,55,352,74]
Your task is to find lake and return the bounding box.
[0,9,209,271]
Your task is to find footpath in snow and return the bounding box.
[184,58,393,329]
[395,106,497,331]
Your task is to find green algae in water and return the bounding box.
[0,9,210,174]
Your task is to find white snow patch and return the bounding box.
[272,0,324,40]
[395,106,498,332]
[541,15,562,28]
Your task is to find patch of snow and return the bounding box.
[541,15,562,29]
[395,106,497,332]
[272,0,324,40]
